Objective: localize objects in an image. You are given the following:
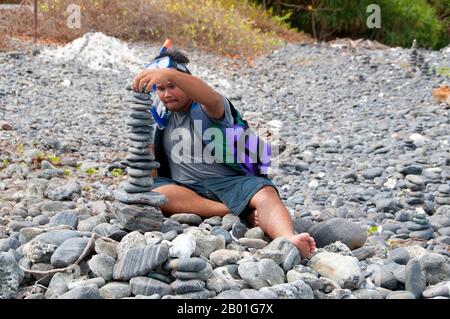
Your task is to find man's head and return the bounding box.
[153,49,192,112]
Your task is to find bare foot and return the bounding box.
[288,233,316,259]
[245,209,260,227]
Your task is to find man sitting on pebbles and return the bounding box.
[131,45,316,258]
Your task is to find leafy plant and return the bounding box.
[84,167,98,176]
[367,225,381,235]
[111,168,124,177]
[17,143,24,155]
[47,154,61,165]
[2,159,10,166]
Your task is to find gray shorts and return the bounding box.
[151,175,277,216]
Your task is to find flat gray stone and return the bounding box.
[58,285,102,299]
[168,257,208,272]
[126,168,153,178]
[244,227,266,240]
[409,228,433,240]
[129,133,152,142]
[438,184,450,194]
[121,181,153,193]
[231,222,248,240]
[0,237,20,252]
[362,167,383,179]
[170,279,205,294]
[388,247,410,265]
[238,259,285,289]
[77,215,108,232]
[192,233,226,259]
[210,249,243,267]
[206,265,249,293]
[126,118,153,127]
[163,288,215,299]
[221,214,241,231]
[129,177,153,187]
[259,280,313,299]
[0,252,24,299]
[45,272,70,299]
[113,244,169,281]
[405,258,426,298]
[125,161,159,171]
[126,153,155,162]
[23,230,81,263]
[386,291,415,299]
[238,238,268,249]
[49,211,79,229]
[128,140,151,148]
[127,147,150,155]
[51,237,90,268]
[160,220,183,234]
[172,263,213,281]
[114,202,164,232]
[351,246,376,261]
[170,214,203,226]
[418,253,450,285]
[308,218,367,250]
[352,288,383,299]
[422,283,450,298]
[128,102,152,111]
[44,180,82,201]
[68,277,106,290]
[405,174,425,186]
[130,277,172,297]
[240,289,270,299]
[131,91,152,100]
[203,216,222,226]
[210,227,232,244]
[258,237,301,272]
[113,189,167,206]
[129,111,152,120]
[88,254,116,281]
[92,223,122,238]
[99,282,132,299]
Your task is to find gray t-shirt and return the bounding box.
[162,96,240,184]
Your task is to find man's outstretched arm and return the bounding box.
[132,68,224,120]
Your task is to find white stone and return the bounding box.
[308,252,364,290]
[169,234,196,259]
[116,231,146,260]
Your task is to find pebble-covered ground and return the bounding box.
[0,33,449,299]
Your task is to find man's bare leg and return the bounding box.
[248,186,316,258]
[153,184,231,218]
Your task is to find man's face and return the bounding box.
[156,82,191,112]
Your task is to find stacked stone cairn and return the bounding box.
[435,184,450,206]
[410,42,418,71]
[113,86,167,232]
[405,174,425,206]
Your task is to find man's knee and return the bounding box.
[250,185,279,207]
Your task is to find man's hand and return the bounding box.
[132,68,175,93]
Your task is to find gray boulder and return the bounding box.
[0,252,24,299]
[308,218,367,250]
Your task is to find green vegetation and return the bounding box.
[84,167,98,176]
[46,154,61,165]
[111,168,124,177]
[252,0,450,50]
[0,0,308,56]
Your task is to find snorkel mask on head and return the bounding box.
[147,38,191,130]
